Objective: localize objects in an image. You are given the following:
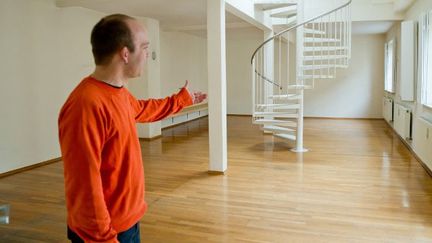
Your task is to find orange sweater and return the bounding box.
[58,77,192,242]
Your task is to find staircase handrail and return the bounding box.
[251,0,352,64]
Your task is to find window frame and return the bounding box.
[419,11,432,108]
[384,38,396,93]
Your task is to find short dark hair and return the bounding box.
[91,14,136,65]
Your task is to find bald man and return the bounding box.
[58,14,206,243]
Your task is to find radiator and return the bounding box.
[393,103,412,139]
[383,97,394,123]
[413,118,432,169]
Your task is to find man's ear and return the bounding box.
[120,46,129,64]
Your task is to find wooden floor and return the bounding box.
[1,116,432,242]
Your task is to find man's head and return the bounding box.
[91,14,150,78]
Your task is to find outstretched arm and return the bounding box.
[128,80,207,123]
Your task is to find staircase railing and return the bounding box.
[251,0,352,152]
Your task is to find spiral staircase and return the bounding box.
[251,0,352,152]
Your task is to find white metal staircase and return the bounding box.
[251,0,352,152]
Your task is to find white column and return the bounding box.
[207,0,227,172]
[293,0,308,152]
[130,18,162,139]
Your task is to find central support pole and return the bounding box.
[207,0,227,172]
[292,0,308,153]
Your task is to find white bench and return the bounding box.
[161,102,208,129]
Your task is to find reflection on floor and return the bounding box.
[0,116,431,242]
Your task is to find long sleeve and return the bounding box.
[128,87,193,123]
[59,99,118,243]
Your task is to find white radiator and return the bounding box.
[413,118,432,169]
[393,103,412,139]
[383,97,394,123]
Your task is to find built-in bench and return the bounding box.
[161,102,208,129]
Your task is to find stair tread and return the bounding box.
[256,104,300,108]
[286,84,314,89]
[271,10,297,18]
[301,64,347,70]
[303,55,348,61]
[274,133,297,140]
[264,125,296,133]
[299,75,334,79]
[304,37,341,42]
[269,94,302,100]
[304,46,347,52]
[254,119,297,127]
[303,28,326,35]
[254,0,297,11]
[269,94,297,98]
[254,112,299,118]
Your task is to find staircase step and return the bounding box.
[286,84,313,89]
[298,75,334,79]
[256,104,300,109]
[304,37,341,43]
[254,119,297,127]
[254,0,297,10]
[303,28,326,35]
[301,64,347,70]
[254,112,299,118]
[303,55,348,61]
[263,125,296,133]
[270,10,297,18]
[304,46,347,52]
[269,94,302,100]
[274,133,297,141]
[272,16,297,26]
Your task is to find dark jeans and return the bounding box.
[67,222,140,243]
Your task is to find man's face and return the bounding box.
[125,20,150,78]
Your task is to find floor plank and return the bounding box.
[0,116,431,242]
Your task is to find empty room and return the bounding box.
[1,0,432,242]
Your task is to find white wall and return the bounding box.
[403,0,432,122]
[128,18,163,139]
[0,0,262,173]
[226,28,262,115]
[304,34,385,118]
[160,31,208,97]
[385,0,432,169]
[160,27,262,115]
[0,0,103,174]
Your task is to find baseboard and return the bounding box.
[304,116,384,120]
[0,157,62,179]
[227,114,252,117]
[383,121,432,177]
[139,135,162,141]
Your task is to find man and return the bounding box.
[58,14,206,243]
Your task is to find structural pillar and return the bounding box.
[207,0,227,172]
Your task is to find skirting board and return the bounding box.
[383,121,432,177]
[0,157,62,179]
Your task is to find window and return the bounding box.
[384,39,396,93]
[419,11,432,107]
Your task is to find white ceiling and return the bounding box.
[56,0,402,35]
[56,0,244,30]
[352,21,395,35]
